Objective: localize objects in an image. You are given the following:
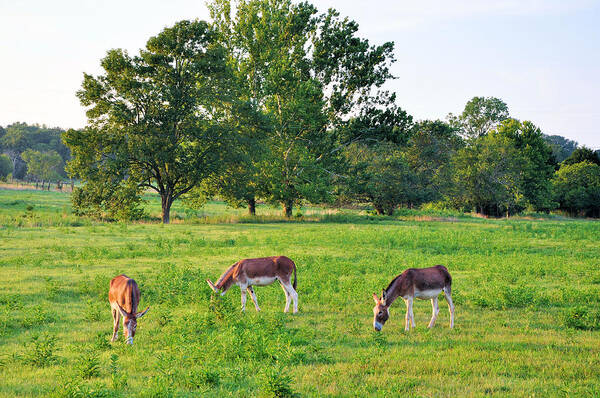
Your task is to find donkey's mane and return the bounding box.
[215,262,238,288]
[384,273,403,294]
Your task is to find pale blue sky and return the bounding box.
[1,0,598,148]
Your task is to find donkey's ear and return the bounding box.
[381,289,387,299]
[206,279,218,293]
[117,304,128,318]
[372,293,379,303]
[136,306,150,319]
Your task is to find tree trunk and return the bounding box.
[248,198,256,216]
[161,194,173,224]
[284,201,293,218]
[374,206,385,215]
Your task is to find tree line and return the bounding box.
[4,0,599,221]
[0,123,71,189]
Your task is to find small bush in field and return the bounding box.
[93,331,111,351]
[109,354,128,389]
[52,378,112,398]
[45,277,61,300]
[183,367,220,390]
[23,333,58,367]
[75,350,101,379]
[564,306,600,330]
[258,367,297,398]
[21,305,54,328]
[84,299,104,322]
[209,294,235,322]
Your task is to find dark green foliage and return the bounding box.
[562,146,600,166]
[259,366,297,398]
[0,122,70,179]
[0,154,12,180]
[449,96,509,138]
[343,141,417,215]
[553,161,600,217]
[183,367,220,390]
[340,101,414,146]
[564,306,600,330]
[110,354,128,389]
[208,0,397,216]
[496,119,557,211]
[23,333,58,367]
[543,134,578,164]
[21,149,63,182]
[404,120,463,204]
[21,304,55,328]
[451,131,525,216]
[451,119,557,215]
[71,180,145,221]
[74,351,101,379]
[66,20,232,223]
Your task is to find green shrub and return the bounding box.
[109,354,127,389]
[564,306,600,330]
[74,351,101,379]
[258,367,297,398]
[23,333,58,367]
[183,367,220,390]
[21,304,54,328]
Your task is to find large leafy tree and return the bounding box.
[65,20,231,223]
[553,161,600,217]
[543,134,578,164]
[21,149,63,182]
[0,123,69,179]
[451,132,526,216]
[404,120,463,204]
[0,154,12,180]
[496,119,556,211]
[344,142,416,215]
[562,146,600,167]
[449,96,509,139]
[208,0,396,216]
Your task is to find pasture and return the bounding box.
[0,188,599,397]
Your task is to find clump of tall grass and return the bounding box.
[564,306,600,330]
[23,333,58,367]
[21,304,55,328]
[74,350,101,379]
[258,366,297,398]
[109,354,127,390]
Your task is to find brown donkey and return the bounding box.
[372,265,454,332]
[109,275,150,344]
[207,256,298,313]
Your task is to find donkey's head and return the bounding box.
[117,305,150,345]
[372,290,390,332]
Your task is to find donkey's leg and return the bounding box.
[428,297,439,328]
[287,284,298,314]
[280,282,291,313]
[444,290,455,328]
[247,286,260,312]
[240,285,247,312]
[404,299,411,331]
[111,307,119,342]
[409,297,415,329]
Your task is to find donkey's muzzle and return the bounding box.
[373,322,382,332]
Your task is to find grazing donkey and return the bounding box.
[372,265,454,332]
[108,275,150,345]
[206,256,298,313]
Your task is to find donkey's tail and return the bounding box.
[293,264,297,291]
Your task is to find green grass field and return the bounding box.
[1,188,599,397]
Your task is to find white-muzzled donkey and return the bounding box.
[372,265,454,332]
[207,256,298,313]
[108,274,150,345]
